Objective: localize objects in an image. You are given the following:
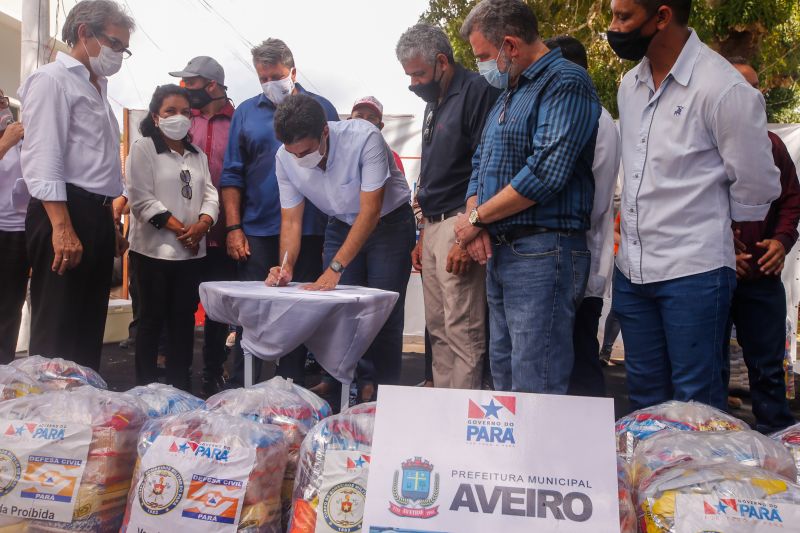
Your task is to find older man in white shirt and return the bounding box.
[545,35,622,397]
[19,0,134,370]
[607,0,780,410]
[267,94,415,402]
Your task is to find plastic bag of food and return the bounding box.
[637,461,800,532]
[0,365,41,401]
[615,400,748,461]
[632,429,797,487]
[255,376,332,421]
[125,383,205,418]
[771,422,800,484]
[207,384,329,528]
[617,458,636,533]
[0,386,147,531]
[120,410,288,533]
[342,401,376,416]
[288,411,375,533]
[10,355,107,391]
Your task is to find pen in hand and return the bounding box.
[275,251,288,287]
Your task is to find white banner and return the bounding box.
[127,436,255,532]
[315,449,371,533]
[0,418,91,523]
[363,386,619,533]
[675,494,800,531]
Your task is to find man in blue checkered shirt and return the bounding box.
[454,0,601,394]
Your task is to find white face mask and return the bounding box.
[294,135,326,169]
[0,109,13,131]
[261,74,295,106]
[83,37,123,77]
[158,114,191,141]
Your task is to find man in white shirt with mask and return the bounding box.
[219,38,339,387]
[19,0,134,370]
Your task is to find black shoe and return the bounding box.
[201,374,226,398]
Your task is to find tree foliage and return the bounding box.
[421,0,800,122]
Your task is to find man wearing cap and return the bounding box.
[169,56,236,396]
[349,96,405,176]
[220,38,339,387]
[396,24,500,389]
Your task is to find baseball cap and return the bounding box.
[169,56,225,87]
[352,96,383,118]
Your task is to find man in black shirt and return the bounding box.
[396,23,500,389]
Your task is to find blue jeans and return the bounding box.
[723,277,795,433]
[613,267,736,411]
[324,204,416,386]
[487,231,590,393]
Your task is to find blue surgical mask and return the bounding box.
[478,47,510,90]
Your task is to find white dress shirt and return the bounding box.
[616,30,781,284]
[276,119,410,224]
[18,52,123,201]
[0,143,27,232]
[585,107,621,299]
[127,135,219,261]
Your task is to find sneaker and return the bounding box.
[119,337,135,349]
[599,347,611,367]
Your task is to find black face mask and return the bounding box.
[607,16,658,61]
[186,85,222,109]
[409,63,444,103]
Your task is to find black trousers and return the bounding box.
[201,246,237,380]
[723,276,796,433]
[568,296,606,397]
[26,194,115,370]
[229,234,323,387]
[131,251,202,392]
[0,231,29,363]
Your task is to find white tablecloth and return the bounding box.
[199,281,399,383]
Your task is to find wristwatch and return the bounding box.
[329,260,345,274]
[468,207,484,228]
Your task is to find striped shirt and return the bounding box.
[467,48,600,234]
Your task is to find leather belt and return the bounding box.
[425,207,463,224]
[493,226,579,245]
[66,183,115,206]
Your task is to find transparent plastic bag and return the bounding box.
[207,384,328,529]
[637,461,800,533]
[254,376,332,421]
[771,422,800,484]
[617,458,637,533]
[342,401,376,416]
[0,364,42,401]
[0,387,147,532]
[615,400,748,461]
[125,383,205,418]
[10,355,107,391]
[288,412,375,532]
[632,429,797,487]
[121,410,288,533]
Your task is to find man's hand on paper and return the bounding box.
[266,265,293,287]
[304,268,342,291]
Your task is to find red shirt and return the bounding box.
[734,131,800,281]
[392,150,405,176]
[190,101,235,247]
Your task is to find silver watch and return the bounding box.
[329,260,345,273]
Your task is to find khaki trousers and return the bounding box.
[422,216,487,389]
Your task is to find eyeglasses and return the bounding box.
[498,90,513,125]
[96,33,132,59]
[422,108,436,144]
[180,169,192,200]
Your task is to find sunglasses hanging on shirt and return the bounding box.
[423,108,436,144]
[180,168,192,200]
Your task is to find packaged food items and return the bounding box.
[121,410,288,533]
[632,429,797,487]
[617,458,636,533]
[125,383,205,418]
[10,355,107,391]
[255,376,332,421]
[0,387,147,532]
[771,422,800,484]
[289,411,375,533]
[206,384,329,528]
[0,365,41,401]
[615,400,748,460]
[342,401,376,416]
[637,462,800,533]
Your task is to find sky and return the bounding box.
[1,0,432,118]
